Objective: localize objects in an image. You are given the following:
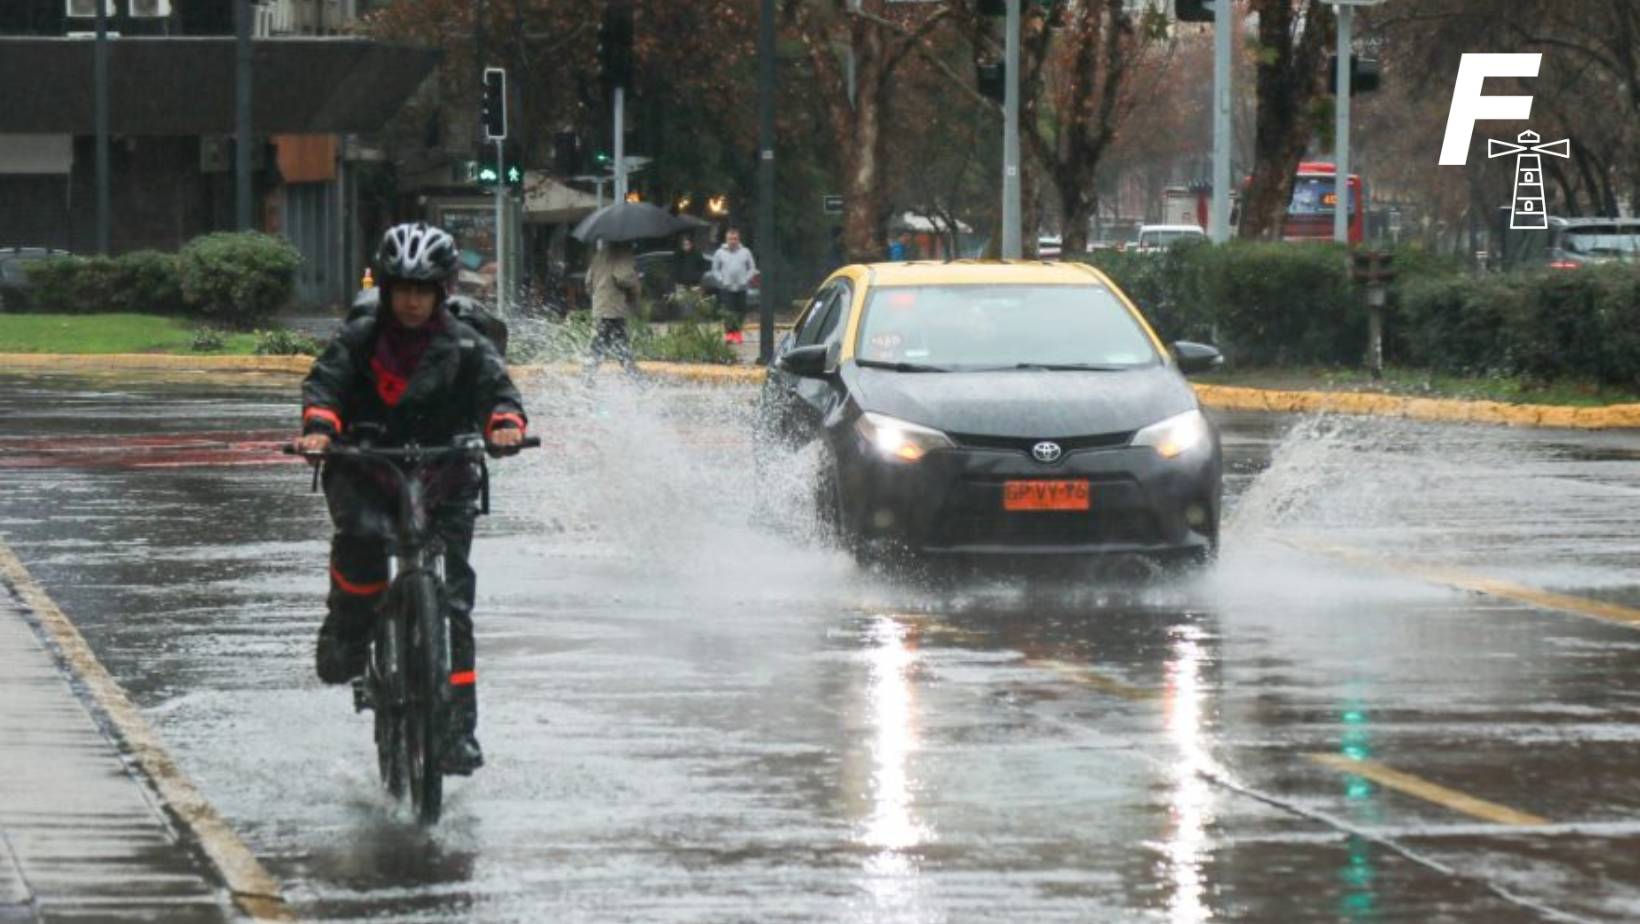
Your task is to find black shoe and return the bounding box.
[315,624,369,685]
[440,734,484,776]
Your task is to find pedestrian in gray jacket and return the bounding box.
[710,228,757,341]
[584,240,640,375]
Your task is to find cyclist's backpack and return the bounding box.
[346,287,509,357]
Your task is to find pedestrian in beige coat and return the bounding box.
[584,240,641,374]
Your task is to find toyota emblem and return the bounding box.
[1031,441,1062,464]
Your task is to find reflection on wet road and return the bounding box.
[2,372,1640,921]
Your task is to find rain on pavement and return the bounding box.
[1,370,1639,923]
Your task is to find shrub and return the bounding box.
[21,257,92,314]
[110,251,184,314]
[189,326,227,352]
[637,322,738,364]
[179,232,300,325]
[252,327,321,356]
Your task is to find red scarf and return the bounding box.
[371,311,443,407]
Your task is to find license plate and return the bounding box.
[1003,480,1090,512]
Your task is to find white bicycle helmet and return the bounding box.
[375,222,458,283]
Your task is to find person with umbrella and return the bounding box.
[572,201,694,376]
[583,238,640,375]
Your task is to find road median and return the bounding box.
[4,353,1638,429]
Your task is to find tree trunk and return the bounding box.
[842,24,886,262]
[1239,0,1332,240]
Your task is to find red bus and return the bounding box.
[1282,161,1364,244]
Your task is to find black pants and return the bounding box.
[587,317,637,372]
[323,462,480,705]
[715,289,748,331]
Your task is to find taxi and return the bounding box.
[760,261,1223,564]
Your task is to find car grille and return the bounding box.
[931,475,1159,548]
[948,431,1134,454]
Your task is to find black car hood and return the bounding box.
[850,364,1197,438]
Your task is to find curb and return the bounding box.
[4,353,1637,430]
[0,542,293,922]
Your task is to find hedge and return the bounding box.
[1077,244,1640,388]
[177,232,301,325]
[16,233,297,325]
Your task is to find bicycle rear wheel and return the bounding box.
[403,571,449,825]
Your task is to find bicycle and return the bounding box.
[286,431,538,824]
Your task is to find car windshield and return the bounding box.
[855,284,1159,370]
[1288,176,1354,215]
[0,257,45,282]
[1563,226,1640,259]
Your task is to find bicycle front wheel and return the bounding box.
[402,571,449,825]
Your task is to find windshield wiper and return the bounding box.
[1003,362,1130,372]
[856,359,952,373]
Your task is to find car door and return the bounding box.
[761,283,835,441]
[784,279,853,444]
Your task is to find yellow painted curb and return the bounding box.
[0,541,293,921]
[0,353,312,375]
[1192,383,1640,430]
[4,353,1635,428]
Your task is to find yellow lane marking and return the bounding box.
[1308,753,1550,826]
[1284,538,1640,629]
[0,542,294,922]
[1023,658,1159,702]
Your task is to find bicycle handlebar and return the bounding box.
[281,435,540,461]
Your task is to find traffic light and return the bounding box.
[1327,55,1382,95]
[1176,0,1215,23]
[599,0,635,88]
[480,67,507,140]
[976,60,1005,103]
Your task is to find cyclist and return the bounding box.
[295,222,527,776]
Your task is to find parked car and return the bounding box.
[0,247,70,312]
[1490,213,1640,271]
[760,260,1223,566]
[1133,224,1207,254]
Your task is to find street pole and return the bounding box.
[1001,0,1021,259]
[613,87,626,202]
[93,0,110,254]
[235,0,253,231]
[757,0,777,364]
[495,138,506,316]
[1334,3,1351,245]
[1209,0,1233,244]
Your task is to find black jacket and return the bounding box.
[301,305,526,446]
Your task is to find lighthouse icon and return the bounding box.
[1487,129,1571,230]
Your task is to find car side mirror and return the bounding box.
[1172,341,1223,376]
[777,344,830,378]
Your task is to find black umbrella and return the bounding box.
[572,201,695,243]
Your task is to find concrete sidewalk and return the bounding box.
[0,588,235,923]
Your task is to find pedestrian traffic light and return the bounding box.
[480,67,507,141]
[1326,55,1382,95]
[976,61,1005,103]
[1176,0,1215,23]
[599,0,634,89]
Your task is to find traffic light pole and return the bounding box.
[495,138,506,316]
[1333,3,1352,245]
[94,0,110,253]
[236,0,253,231]
[1209,0,1233,244]
[757,0,777,364]
[613,87,626,202]
[1001,0,1021,259]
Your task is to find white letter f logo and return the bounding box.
[1439,54,1541,165]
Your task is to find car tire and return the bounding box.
[817,455,862,562]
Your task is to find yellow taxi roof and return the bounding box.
[853,260,1109,288]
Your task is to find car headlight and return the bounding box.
[1132,409,1209,460]
[855,412,954,463]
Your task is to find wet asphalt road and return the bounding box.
[2,371,1639,923]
